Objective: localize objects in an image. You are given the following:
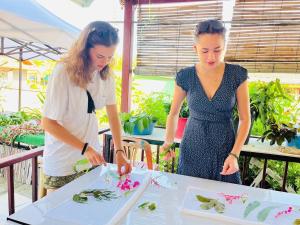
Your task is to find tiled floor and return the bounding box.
[0,177,32,225]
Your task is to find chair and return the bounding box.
[117,137,154,170]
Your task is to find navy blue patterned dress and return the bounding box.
[176,63,248,184]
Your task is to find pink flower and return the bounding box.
[116,175,140,192]
[133,181,140,188]
[275,207,293,218]
[218,193,247,204]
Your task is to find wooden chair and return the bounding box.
[118,137,154,170]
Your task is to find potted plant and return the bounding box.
[286,122,300,149]
[249,79,293,130]
[120,112,157,135]
[175,100,189,139]
[260,123,297,146]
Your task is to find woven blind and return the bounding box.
[135,1,222,76]
[225,0,300,73]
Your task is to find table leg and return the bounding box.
[109,137,114,163]
[141,149,145,162]
[261,158,268,188]
[242,156,249,185]
[32,157,38,202]
[156,145,160,164]
[281,161,289,192]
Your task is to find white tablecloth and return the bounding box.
[6,165,300,225]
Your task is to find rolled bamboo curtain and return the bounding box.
[225,0,300,73]
[135,1,223,76]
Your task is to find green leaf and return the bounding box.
[148,203,157,211]
[257,206,277,222]
[72,194,88,203]
[142,116,149,128]
[138,202,149,209]
[73,158,90,173]
[243,201,260,218]
[137,119,144,132]
[215,202,225,214]
[200,199,217,211]
[196,195,212,203]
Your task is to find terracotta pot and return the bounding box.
[175,117,188,139]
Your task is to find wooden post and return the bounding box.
[121,0,134,112]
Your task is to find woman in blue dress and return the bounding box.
[161,19,251,184]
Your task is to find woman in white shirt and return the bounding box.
[41,21,131,193]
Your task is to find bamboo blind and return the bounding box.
[225,0,300,73]
[135,1,222,76]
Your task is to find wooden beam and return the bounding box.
[121,0,134,112]
[133,0,205,4]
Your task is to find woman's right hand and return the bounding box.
[84,146,107,166]
[160,142,173,153]
[160,142,176,161]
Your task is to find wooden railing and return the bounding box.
[0,128,109,216]
[0,147,43,215]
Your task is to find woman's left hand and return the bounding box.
[220,154,239,176]
[116,152,132,176]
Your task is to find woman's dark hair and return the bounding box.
[194,19,226,39]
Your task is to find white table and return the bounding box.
[6,165,300,225]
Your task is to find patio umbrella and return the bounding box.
[0,0,79,49]
[0,0,80,110]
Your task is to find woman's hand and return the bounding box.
[160,142,173,153]
[160,142,176,161]
[84,146,107,166]
[116,151,132,176]
[220,154,239,176]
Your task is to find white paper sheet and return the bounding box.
[180,187,300,225]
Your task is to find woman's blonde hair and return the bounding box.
[62,21,119,88]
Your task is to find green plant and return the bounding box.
[249,79,294,129]
[134,92,170,127]
[179,100,189,118]
[120,112,157,134]
[0,122,44,145]
[260,123,297,146]
[21,108,42,121]
[0,111,29,126]
[248,159,300,194]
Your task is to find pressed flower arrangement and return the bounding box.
[73,189,118,203]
